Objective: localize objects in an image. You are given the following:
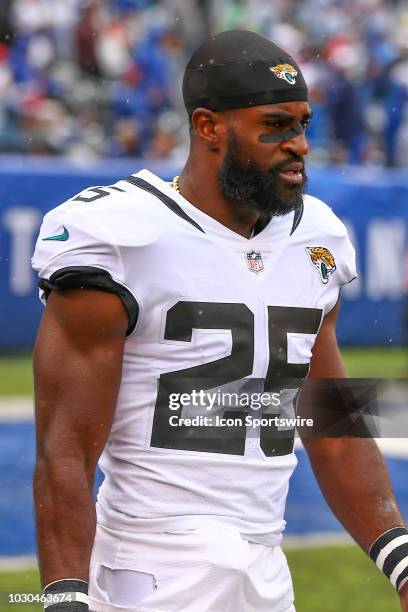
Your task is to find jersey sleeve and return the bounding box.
[337,227,357,287]
[324,221,357,315]
[301,194,358,315]
[31,202,139,336]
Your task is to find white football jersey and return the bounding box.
[32,169,356,546]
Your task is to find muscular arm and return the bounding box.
[301,301,404,549]
[33,289,128,587]
[301,300,407,606]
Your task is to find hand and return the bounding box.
[400,581,408,611]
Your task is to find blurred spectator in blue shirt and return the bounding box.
[0,0,407,165]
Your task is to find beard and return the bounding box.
[218,130,307,217]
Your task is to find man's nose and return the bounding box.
[280,131,309,157]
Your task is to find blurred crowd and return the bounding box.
[0,0,407,165]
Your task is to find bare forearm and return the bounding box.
[304,437,404,552]
[34,457,96,587]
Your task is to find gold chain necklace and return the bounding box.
[171,176,180,192]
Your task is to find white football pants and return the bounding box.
[89,523,296,612]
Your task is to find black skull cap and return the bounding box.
[183,29,308,115]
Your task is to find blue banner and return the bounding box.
[0,156,406,348]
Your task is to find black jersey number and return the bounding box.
[73,185,125,202]
[150,301,322,457]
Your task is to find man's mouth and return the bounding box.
[278,169,304,185]
[277,162,304,186]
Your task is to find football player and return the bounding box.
[32,30,408,612]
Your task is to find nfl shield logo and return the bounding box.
[246,250,264,273]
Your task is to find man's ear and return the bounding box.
[191,108,226,151]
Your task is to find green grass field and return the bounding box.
[0,545,401,611]
[0,347,406,396]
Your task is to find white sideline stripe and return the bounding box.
[376,535,408,571]
[283,532,352,549]
[0,555,37,570]
[0,397,34,420]
[376,439,408,458]
[295,438,408,459]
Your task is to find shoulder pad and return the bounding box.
[42,182,162,248]
[302,194,349,238]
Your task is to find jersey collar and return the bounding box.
[134,169,303,241]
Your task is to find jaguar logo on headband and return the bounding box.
[270,64,298,85]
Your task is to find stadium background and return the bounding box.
[0,0,407,610]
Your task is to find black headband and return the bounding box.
[183,30,308,115]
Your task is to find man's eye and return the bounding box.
[265,122,283,129]
[266,121,289,130]
[302,119,311,129]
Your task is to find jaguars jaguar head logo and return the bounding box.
[306,247,337,285]
[270,63,298,85]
